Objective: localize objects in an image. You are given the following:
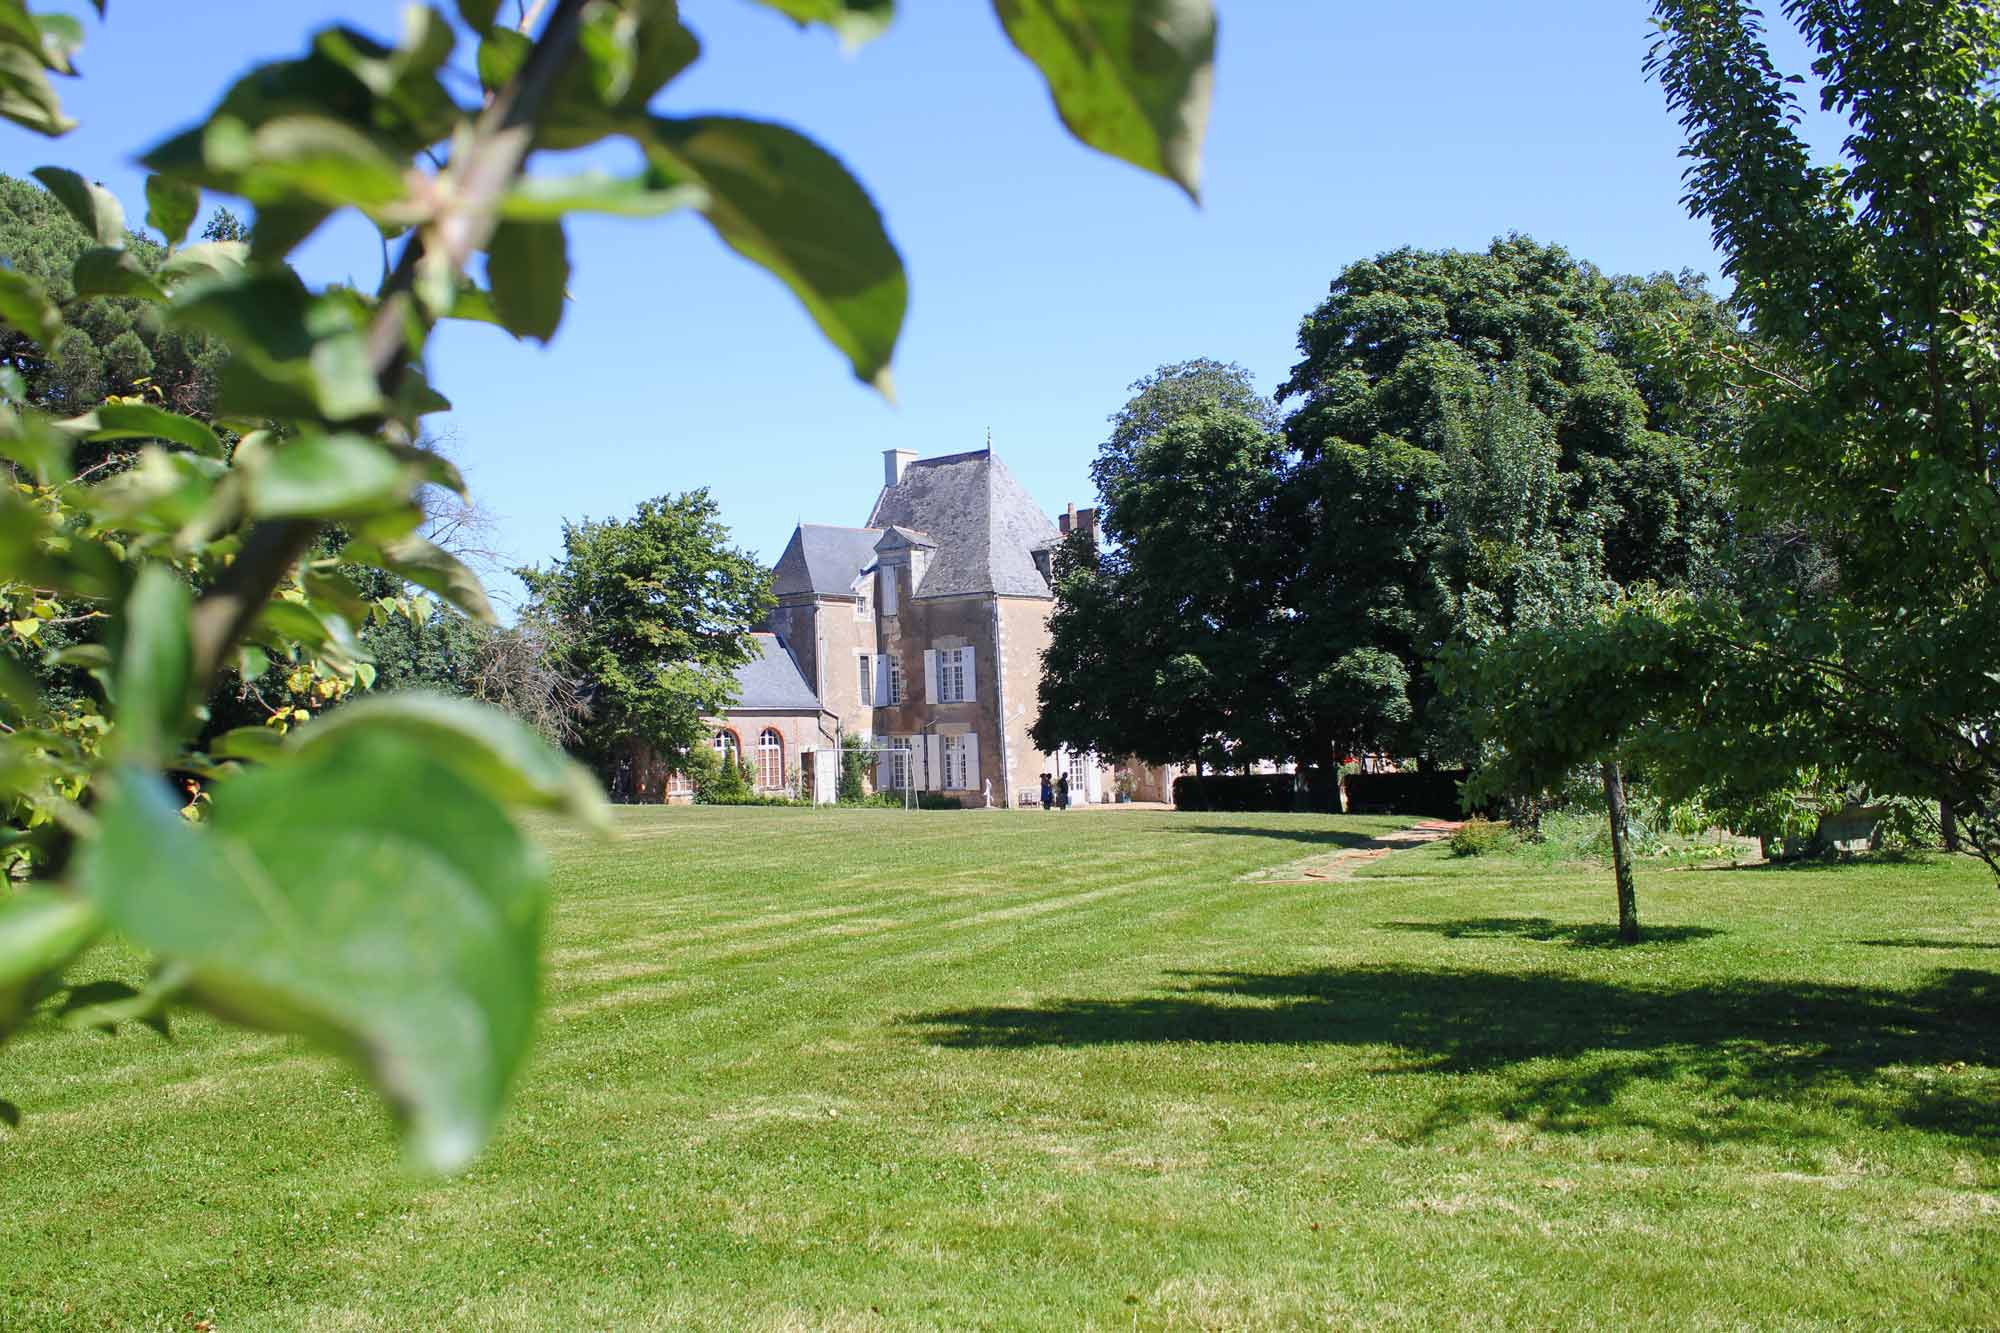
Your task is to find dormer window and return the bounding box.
[1031,547,1053,585]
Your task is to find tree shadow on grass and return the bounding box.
[1855,937,2000,951]
[906,965,2000,1148]
[1379,917,1724,948]
[1157,825,1388,850]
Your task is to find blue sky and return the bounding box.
[19,2,1832,600]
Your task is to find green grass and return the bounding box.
[7,808,2000,1329]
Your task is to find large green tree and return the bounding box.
[520,491,771,772]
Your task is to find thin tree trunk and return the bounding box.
[1601,760,1639,943]
[1942,799,1961,853]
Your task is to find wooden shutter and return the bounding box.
[925,735,943,791]
[875,655,890,706]
[960,645,977,703]
[923,649,939,703]
[963,734,980,793]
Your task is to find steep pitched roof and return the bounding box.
[771,523,882,598]
[728,634,819,711]
[864,450,1062,599]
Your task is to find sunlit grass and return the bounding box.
[6,807,1999,1329]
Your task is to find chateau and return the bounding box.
[681,448,1115,806]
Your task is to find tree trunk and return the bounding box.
[1601,760,1639,943]
[1942,799,1961,853]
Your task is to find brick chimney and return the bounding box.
[883,449,916,488]
[1077,507,1099,542]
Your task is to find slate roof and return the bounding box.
[865,450,1062,599]
[728,634,820,711]
[770,523,882,598]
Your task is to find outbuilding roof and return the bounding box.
[727,633,819,711]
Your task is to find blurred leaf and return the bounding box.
[0,45,75,136]
[170,274,385,422]
[0,889,101,1039]
[78,745,548,1172]
[476,24,530,91]
[497,169,702,222]
[456,0,503,34]
[991,0,1215,201]
[341,533,496,624]
[204,114,412,216]
[31,165,125,246]
[289,693,608,829]
[641,115,905,393]
[59,403,225,459]
[741,0,893,46]
[83,447,227,534]
[29,13,83,74]
[243,433,412,520]
[0,267,61,346]
[145,174,200,248]
[211,725,283,762]
[486,220,568,343]
[158,240,249,290]
[113,565,194,761]
[71,247,165,302]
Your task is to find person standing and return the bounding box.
[1040,772,1054,809]
[1056,772,1070,812]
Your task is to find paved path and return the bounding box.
[1240,819,1463,883]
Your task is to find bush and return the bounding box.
[702,792,808,808]
[695,752,753,804]
[838,734,869,803]
[917,794,962,810]
[1448,818,1514,857]
[1343,770,1471,818]
[1173,774,1296,812]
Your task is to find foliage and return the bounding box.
[0,0,1219,1166]
[838,731,868,803]
[1447,817,1513,857]
[518,491,769,771]
[695,747,753,804]
[1171,773,1295,812]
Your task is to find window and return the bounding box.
[713,728,741,766]
[1067,749,1089,793]
[886,737,911,791]
[857,653,873,706]
[938,647,970,703]
[886,655,905,705]
[757,729,784,789]
[942,734,972,790]
[855,589,871,619]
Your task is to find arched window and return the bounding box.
[713,728,741,769]
[757,728,784,790]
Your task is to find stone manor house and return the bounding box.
[668,447,1118,806]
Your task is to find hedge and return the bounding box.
[1172,774,1297,812]
[1342,770,1471,818]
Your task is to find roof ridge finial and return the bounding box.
[986,426,992,451]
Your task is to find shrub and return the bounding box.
[696,752,752,804]
[917,794,962,810]
[1448,818,1514,857]
[838,734,869,803]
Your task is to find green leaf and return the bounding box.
[476,24,530,92]
[497,169,703,222]
[222,115,413,215]
[456,0,503,33]
[289,693,608,830]
[0,889,101,1039]
[70,247,166,302]
[741,0,893,47]
[157,240,249,290]
[341,534,497,624]
[641,116,905,393]
[243,433,412,520]
[211,725,283,763]
[78,747,548,1172]
[170,274,385,422]
[31,13,82,74]
[31,165,125,246]
[113,565,195,761]
[145,175,200,248]
[0,46,73,135]
[82,446,226,534]
[59,403,224,459]
[0,266,60,346]
[990,0,1216,202]
[486,220,568,343]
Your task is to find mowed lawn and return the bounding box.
[7,808,2000,1329]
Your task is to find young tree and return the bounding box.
[519,491,771,772]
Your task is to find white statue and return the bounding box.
[983,779,994,808]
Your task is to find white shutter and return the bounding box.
[875,655,890,706]
[925,735,943,791]
[1085,753,1103,804]
[879,566,897,617]
[876,748,891,789]
[923,649,939,703]
[963,733,980,793]
[961,645,978,703]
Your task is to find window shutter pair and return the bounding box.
[921,645,978,703]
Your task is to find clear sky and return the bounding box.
[17,2,1833,601]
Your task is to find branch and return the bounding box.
[185,0,590,689]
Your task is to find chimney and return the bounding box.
[884,449,916,488]
[1077,507,1099,542]
[1060,501,1077,536]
